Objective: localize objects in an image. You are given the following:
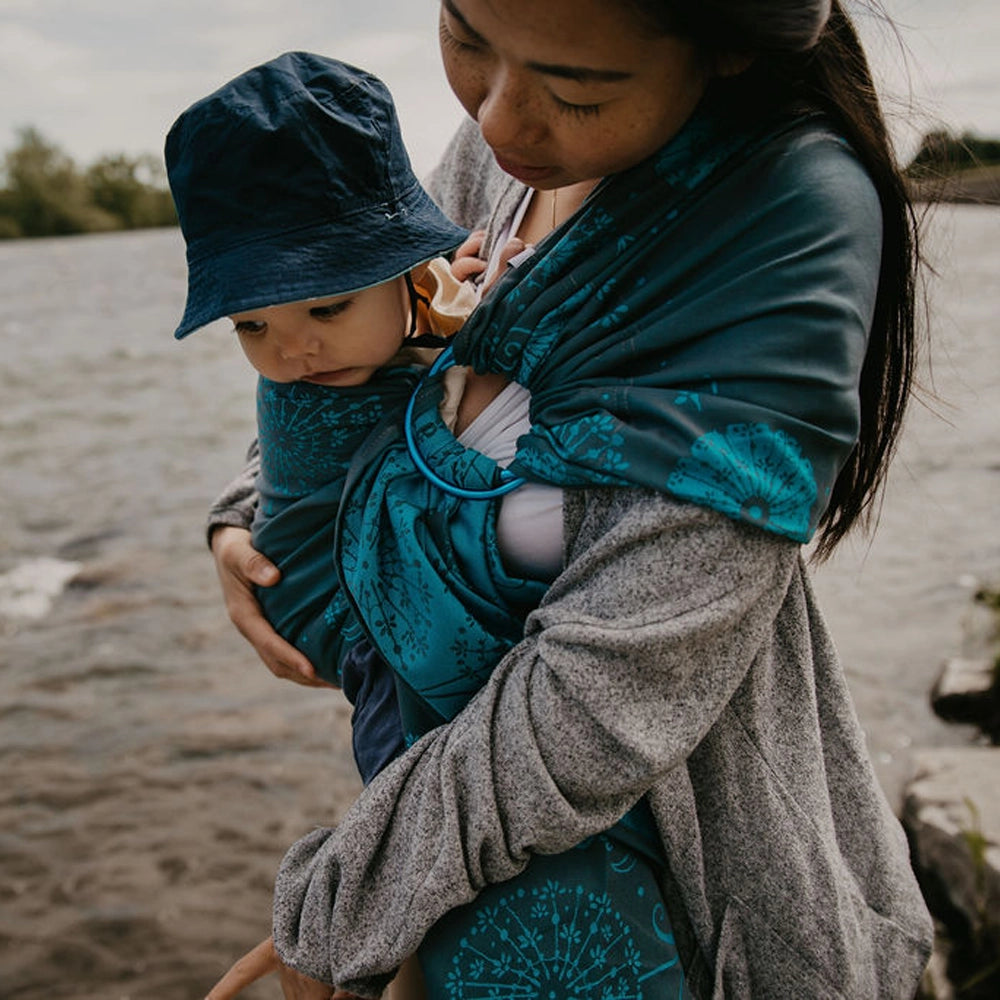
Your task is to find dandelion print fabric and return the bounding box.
[667,423,817,542]
[418,835,690,1000]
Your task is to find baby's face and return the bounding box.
[230,276,409,386]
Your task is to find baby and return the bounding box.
[166,51,482,781]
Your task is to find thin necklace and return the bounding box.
[551,187,558,230]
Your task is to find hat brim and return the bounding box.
[174,181,468,339]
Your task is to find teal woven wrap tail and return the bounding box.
[452,89,881,544]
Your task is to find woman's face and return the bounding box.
[439,0,708,190]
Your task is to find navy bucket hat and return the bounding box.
[166,52,468,339]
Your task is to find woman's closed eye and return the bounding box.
[552,94,603,118]
[439,4,486,54]
[439,19,481,54]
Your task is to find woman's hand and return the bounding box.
[203,936,361,1000]
[280,963,361,1000]
[210,526,333,688]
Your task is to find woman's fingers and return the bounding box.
[238,605,331,687]
[204,937,351,1000]
[210,527,332,687]
[205,937,280,1000]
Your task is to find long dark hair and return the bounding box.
[624,0,923,558]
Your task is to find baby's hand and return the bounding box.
[449,231,531,295]
[449,230,486,282]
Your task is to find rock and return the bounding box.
[931,658,998,731]
[904,749,1000,999]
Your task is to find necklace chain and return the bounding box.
[551,188,558,231]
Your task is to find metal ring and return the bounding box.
[403,345,526,500]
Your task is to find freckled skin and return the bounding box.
[440,0,708,191]
[441,0,714,436]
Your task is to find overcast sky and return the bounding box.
[1,0,997,176]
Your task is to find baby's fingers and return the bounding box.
[450,230,487,282]
[453,229,485,260]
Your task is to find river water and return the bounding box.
[0,208,997,997]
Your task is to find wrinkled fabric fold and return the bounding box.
[250,369,420,683]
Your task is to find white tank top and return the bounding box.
[456,382,564,582]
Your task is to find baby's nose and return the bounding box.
[276,328,321,359]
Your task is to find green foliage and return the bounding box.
[86,153,177,229]
[907,130,1000,177]
[0,126,177,239]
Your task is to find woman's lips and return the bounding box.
[493,154,557,185]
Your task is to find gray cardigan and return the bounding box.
[272,490,932,998]
[213,118,934,998]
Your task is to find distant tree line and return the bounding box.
[3,124,995,238]
[0,127,177,239]
[906,129,1000,177]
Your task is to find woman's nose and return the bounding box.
[476,67,545,152]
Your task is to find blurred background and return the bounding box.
[2,0,999,176]
[0,2,997,997]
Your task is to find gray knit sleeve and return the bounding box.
[424,117,510,231]
[205,439,260,543]
[271,490,799,995]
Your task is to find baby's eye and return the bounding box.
[310,301,351,320]
[233,319,266,336]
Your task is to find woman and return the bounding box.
[208,1,933,997]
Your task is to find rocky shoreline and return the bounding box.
[907,589,1000,999]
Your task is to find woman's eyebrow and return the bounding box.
[524,62,632,84]
[443,0,632,84]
